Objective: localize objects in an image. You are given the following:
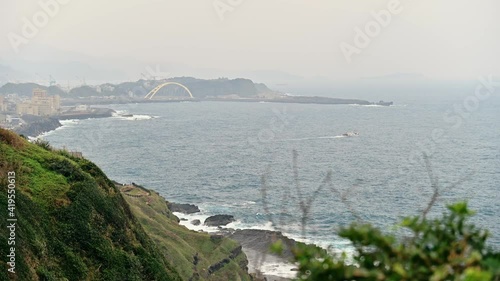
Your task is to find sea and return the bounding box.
[42,98,500,278]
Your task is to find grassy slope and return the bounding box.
[0,129,251,281]
[0,129,182,280]
[122,187,251,281]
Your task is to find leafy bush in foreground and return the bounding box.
[293,202,500,281]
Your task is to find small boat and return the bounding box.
[342,132,359,137]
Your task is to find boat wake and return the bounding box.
[277,134,356,142]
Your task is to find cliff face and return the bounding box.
[0,128,251,281]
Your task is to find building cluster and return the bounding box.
[16,89,61,116]
[0,96,10,125]
[1,89,62,129]
[0,96,7,112]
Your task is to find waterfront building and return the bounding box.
[0,96,7,112]
[16,89,61,116]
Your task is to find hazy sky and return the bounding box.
[1,0,499,80]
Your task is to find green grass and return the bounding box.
[123,190,251,281]
[0,128,252,281]
[0,128,181,280]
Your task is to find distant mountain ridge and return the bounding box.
[0,77,276,98]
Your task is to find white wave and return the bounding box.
[173,212,221,233]
[59,119,80,126]
[115,114,155,121]
[30,119,79,140]
[174,211,357,278]
[112,110,127,116]
[323,135,345,140]
[349,104,386,107]
[176,210,350,250]
[259,261,298,279]
[174,212,278,238]
[32,128,59,140]
[277,135,345,142]
[229,221,277,232]
[242,200,257,205]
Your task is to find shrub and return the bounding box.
[292,202,500,281]
[33,139,52,151]
[0,128,25,149]
[46,158,86,182]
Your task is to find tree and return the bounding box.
[292,202,500,281]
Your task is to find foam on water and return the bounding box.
[30,119,79,140]
[112,110,127,116]
[277,135,346,142]
[174,210,354,279]
[174,212,226,233]
[114,114,155,121]
[59,119,80,126]
[349,104,389,107]
[258,262,298,279]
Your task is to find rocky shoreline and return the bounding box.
[168,202,300,281]
[14,116,62,138]
[14,108,115,138]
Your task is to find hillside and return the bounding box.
[0,83,66,97]
[0,129,252,281]
[120,184,251,281]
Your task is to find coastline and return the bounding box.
[170,204,302,280]
[60,96,388,106]
[118,181,298,280]
[14,108,115,138]
[19,98,392,139]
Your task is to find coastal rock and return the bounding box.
[207,246,243,275]
[14,116,61,138]
[166,202,200,214]
[191,219,201,226]
[204,215,235,227]
[228,229,298,261]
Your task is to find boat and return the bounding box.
[342,132,359,137]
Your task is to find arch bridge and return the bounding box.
[144,82,194,99]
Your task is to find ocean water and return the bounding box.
[44,100,500,255]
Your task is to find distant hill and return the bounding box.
[0,77,277,98]
[0,83,66,97]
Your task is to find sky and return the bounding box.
[0,0,499,83]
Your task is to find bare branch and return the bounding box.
[422,152,439,219]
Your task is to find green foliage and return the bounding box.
[123,188,252,281]
[0,129,180,280]
[293,202,500,281]
[33,139,52,151]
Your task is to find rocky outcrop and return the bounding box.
[204,215,235,227]
[57,108,114,120]
[167,202,200,214]
[191,219,201,226]
[227,229,298,261]
[14,117,61,138]
[208,246,244,275]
